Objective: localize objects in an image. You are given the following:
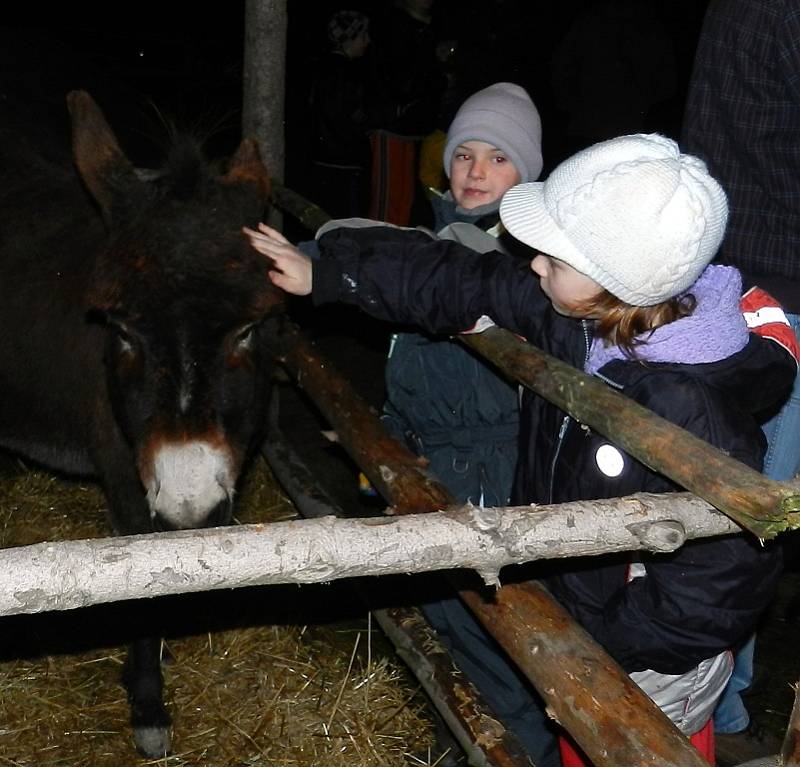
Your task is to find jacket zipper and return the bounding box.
[548,321,593,503]
[548,415,570,503]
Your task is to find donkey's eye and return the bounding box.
[233,325,255,352]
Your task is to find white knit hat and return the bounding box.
[499,134,729,306]
[444,82,543,183]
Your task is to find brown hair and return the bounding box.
[574,290,697,358]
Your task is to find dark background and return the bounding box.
[1,0,711,189]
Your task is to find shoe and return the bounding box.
[715,719,783,767]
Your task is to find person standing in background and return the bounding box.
[682,1,800,762]
[308,10,398,219]
[367,0,449,226]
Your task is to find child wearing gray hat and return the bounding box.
[380,83,556,763]
[246,132,797,763]
[382,81,542,512]
[254,81,559,765]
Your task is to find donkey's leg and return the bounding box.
[124,636,172,757]
[92,431,172,756]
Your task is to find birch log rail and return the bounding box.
[0,491,741,617]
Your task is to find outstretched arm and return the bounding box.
[247,221,550,342]
[243,223,312,295]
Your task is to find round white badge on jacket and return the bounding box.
[595,444,625,477]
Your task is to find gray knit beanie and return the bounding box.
[499,133,729,306]
[443,83,543,183]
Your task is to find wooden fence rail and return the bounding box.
[0,488,740,617]
[276,321,712,767]
[462,327,800,537]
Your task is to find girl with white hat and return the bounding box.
[246,133,796,764]
[384,81,542,515]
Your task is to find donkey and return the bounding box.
[0,91,284,756]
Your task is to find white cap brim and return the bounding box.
[499,182,594,278]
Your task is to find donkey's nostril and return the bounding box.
[145,441,234,530]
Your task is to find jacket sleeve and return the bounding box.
[312,225,550,339]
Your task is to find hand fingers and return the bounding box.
[242,224,290,246]
[268,270,288,290]
[268,267,311,296]
[257,222,290,244]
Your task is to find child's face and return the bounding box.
[449,141,521,210]
[531,254,602,317]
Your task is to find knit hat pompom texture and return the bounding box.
[499,134,728,306]
[444,83,543,183]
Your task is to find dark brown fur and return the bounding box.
[0,90,283,756]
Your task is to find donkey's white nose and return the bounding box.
[146,441,233,529]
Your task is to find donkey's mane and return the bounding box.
[153,137,217,201]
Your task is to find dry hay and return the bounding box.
[0,458,437,766]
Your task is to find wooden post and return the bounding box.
[242,0,287,228]
[276,325,712,767]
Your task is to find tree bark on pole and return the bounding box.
[242,0,286,226]
[0,491,741,618]
[373,603,535,767]
[461,327,800,538]
[280,324,454,513]
[277,326,713,767]
[463,580,713,767]
[272,184,329,232]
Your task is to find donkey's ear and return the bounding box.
[219,138,271,200]
[67,90,143,223]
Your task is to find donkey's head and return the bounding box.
[70,90,283,530]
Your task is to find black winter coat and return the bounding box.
[313,225,796,675]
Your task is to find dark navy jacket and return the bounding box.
[382,198,520,507]
[312,224,795,675]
